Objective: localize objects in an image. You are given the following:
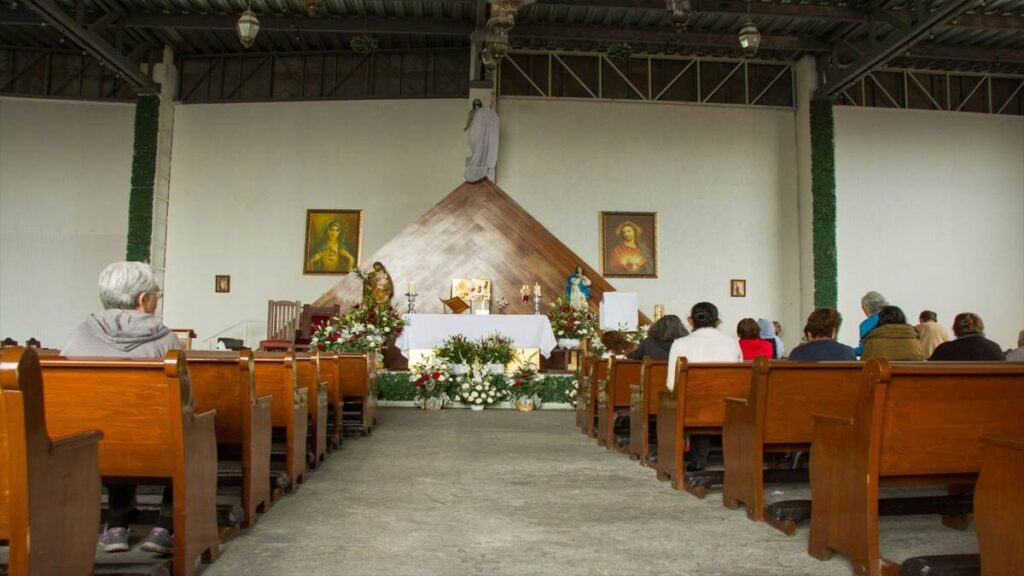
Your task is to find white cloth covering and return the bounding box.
[396,314,558,358]
[665,327,744,391]
[600,292,638,331]
[464,108,500,182]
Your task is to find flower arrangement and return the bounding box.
[310,298,407,354]
[452,364,502,408]
[495,296,510,313]
[478,332,515,366]
[506,363,544,407]
[547,296,598,340]
[410,355,451,409]
[435,334,477,366]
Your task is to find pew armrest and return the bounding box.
[51,429,104,454]
[812,413,853,427]
[256,395,273,409]
[194,409,217,428]
[724,397,748,408]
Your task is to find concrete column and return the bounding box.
[793,55,817,319]
[151,45,176,311]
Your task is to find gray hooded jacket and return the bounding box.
[61,309,181,358]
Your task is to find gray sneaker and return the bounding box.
[100,526,130,553]
[140,527,173,554]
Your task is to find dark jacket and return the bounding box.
[861,324,923,361]
[629,337,675,361]
[788,339,858,361]
[929,335,1006,361]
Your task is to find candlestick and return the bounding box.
[533,282,541,297]
[409,281,415,294]
[532,293,542,315]
[405,292,418,314]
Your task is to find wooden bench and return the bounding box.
[187,350,272,528]
[721,358,862,533]
[336,353,378,436]
[628,358,668,465]
[315,354,344,449]
[574,354,592,432]
[576,355,596,435]
[1,348,103,576]
[39,352,219,576]
[295,353,328,467]
[596,358,642,451]
[583,358,608,439]
[252,352,309,491]
[808,360,1024,576]
[655,359,751,498]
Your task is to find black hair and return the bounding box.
[650,315,688,341]
[690,302,719,330]
[919,310,937,323]
[877,305,907,326]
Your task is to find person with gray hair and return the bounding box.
[854,291,888,357]
[1007,330,1024,360]
[61,261,180,554]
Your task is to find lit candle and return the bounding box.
[533,283,541,296]
[409,281,416,294]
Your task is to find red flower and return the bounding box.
[317,343,325,351]
[431,371,441,380]
[418,374,429,383]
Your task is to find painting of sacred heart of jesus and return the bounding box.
[600,211,658,278]
[303,209,363,275]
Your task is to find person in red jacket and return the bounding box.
[737,318,772,360]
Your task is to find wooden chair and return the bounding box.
[1,338,17,348]
[337,353,379,436]
[721,358,862,533]
[187,350,272,528]
[38,352,219,576]
[1,348,103,576]
[24,338,40,349]
[259,300,302,351]
[596,358,642,451]
[252,352,308,492]
[655,359,751,498]
[808,360,1024,576]
[628,358,668,465]
[295,353,328,467]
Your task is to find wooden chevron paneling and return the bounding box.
[315,179,646,322]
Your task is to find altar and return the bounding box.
[396,314,558,359]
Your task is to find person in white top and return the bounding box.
[666,301,743,391]
[664,301,743,471]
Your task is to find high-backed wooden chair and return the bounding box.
[1,348,103,576]
[2,337,18,348]
[259,300,302,351]
[24,339,40,349]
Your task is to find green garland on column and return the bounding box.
[810,98,838,308]
[126,95,160,262]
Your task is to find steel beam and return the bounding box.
[18,0,159,92]
[513,23,827,52]
[815,0,976,97]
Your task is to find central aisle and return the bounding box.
[201,409,960,576]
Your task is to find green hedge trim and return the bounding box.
[377,371,578,404]
[810,98,838,308]
[126,95,160,262]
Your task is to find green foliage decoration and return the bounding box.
[606,42,633,60]
[377,371,578,404]
[126,95,160,262]
[810,98,838,308]
[351,35,379,55]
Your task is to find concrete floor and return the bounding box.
[200,408,978,576]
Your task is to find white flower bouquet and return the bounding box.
[452,363,504,408]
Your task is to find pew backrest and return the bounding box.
[607,358,643,407]
[253,351,302,424]
[641,358,668,415]
[188,350,258,445]
[674,358,752,427]
[754,358,863,444]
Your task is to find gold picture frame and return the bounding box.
[600,211,658,278]
[731,279,747,298]
[215,275,230,293]
[303,209,363,275]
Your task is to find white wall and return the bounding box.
[497,98,803,348]
[0,97,135,348]
[835,107,1024,349]
[162,99,469,347]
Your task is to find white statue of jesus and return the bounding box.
[464,98,499,183]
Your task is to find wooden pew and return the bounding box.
[583,357,608,439]
[316,354,344,448]
[295,353,328,467]
[39,352,219,576]
[253,352,308,491]
[655,359,751,498]
[336,353,378,436]
[596,358,642,451]
[721,358,862,533]
[576,355,596,435]
[574,354,592,432]
[628,358,668,465]
[0,348,103,576]
[808,360,1024,576]
[974,435,1024,576]
[187,350,272,528]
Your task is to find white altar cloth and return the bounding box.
[396,314,558,358]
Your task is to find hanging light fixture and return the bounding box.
[237,8,261,49]
[303,0,321,16]
[737,1,760,57]
[666,0,691,32]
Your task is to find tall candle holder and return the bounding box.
[405,291,418,314]
[532,293,542,315]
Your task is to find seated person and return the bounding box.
[757,318,780,358]
[737,318,772,360]
[62,261,180,554]
[666,302,743,471]
[854,291,888,357]
[788,308,857,361]
[861,305,923,361]
[1007,330,1024,361]
[929,313,1005,361]
[629,315,688,361]
[915,310,950,358]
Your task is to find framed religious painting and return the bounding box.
[303,209,363,275]
[600,211,658,278]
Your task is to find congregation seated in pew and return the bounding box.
[787,307,857,361]
[861,305,924,361]
[60,261,181,555]
[928,312,1006,361]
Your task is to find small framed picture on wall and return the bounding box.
[215,275,231,293]
[730,279,746,298]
